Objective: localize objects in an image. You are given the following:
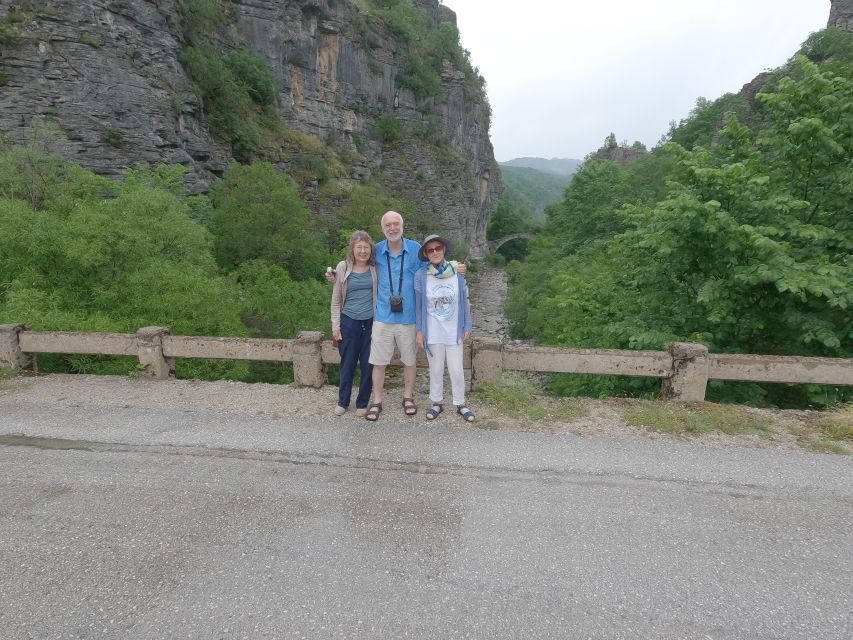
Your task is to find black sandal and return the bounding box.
[456,405,475,422]
[365,403,382,422]
[425,403,443,420]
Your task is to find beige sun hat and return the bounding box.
[418,234,452,261]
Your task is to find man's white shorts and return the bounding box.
[369,322,417,366]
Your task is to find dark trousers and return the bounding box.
[338,314,373,409]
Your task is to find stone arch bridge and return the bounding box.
[488,233,535,254]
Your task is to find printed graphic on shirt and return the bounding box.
[428,282,457,322]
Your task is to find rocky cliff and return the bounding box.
[829,0,853,31]
[0,0,500,257]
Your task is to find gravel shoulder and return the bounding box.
[1,372,848,456]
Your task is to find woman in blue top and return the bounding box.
[330,231,378,416]
[414,234,475,422]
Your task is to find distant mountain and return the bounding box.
[499,165,572,219]
[500,157,583,176]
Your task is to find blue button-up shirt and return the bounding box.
[374,237,426,325]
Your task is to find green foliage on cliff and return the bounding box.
[176,0,236,44]
[368,0,487,104]
[176,1,279,162]
[376,114,403,144]
[181,44,279,161]
[506,43,853,408]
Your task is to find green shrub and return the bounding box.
[484,252,506,267]
[222,49,278,106]
[297,153,330,185]
[177,0,232,43]
[0,21,16,45]
[234,260,329,338]
[101,128,123,148]
[81,32,101,48]
[376,115,402,145]
[399,54,442,99]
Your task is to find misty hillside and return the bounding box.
[499,165,572,218]
[500,157,582,176]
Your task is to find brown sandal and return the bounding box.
[365,403,382,422]
[402,397,417,416]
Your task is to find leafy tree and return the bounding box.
[210,161,328,280]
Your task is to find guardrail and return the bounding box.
[2,324,851,402]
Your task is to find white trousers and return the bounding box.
[427,342,466,407]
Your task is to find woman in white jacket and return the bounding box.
[330,231,378,416]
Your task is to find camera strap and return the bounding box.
[386,250,404,298]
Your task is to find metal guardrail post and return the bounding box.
[136,326,175,379]
[661,342,709,402]
[294,331,325,388]
[0,324,29,370]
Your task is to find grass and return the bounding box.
[816,404,853,442]
[622,401,774,437]
[475,372,586,423]
[783,404,853,454]
[805,440,847,455]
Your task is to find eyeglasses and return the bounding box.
[425,245,444,254]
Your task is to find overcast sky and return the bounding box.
[450,0,831,162]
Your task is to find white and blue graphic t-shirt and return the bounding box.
[426,273,458,345]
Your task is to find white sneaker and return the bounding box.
[355,408,367,417]
[334,405,346,416]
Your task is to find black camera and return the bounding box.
[389,295,403,313]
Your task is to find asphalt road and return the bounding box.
[1,388,852,639]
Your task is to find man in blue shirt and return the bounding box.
[365,211,426,421]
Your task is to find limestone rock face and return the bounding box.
[829,0,853,31]
[0,0,501,258]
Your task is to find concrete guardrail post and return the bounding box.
[471,337,503,390]
[0,324,29,370]
[136,326,175,379]
[662,342,709,402]
[294,331,325,388]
